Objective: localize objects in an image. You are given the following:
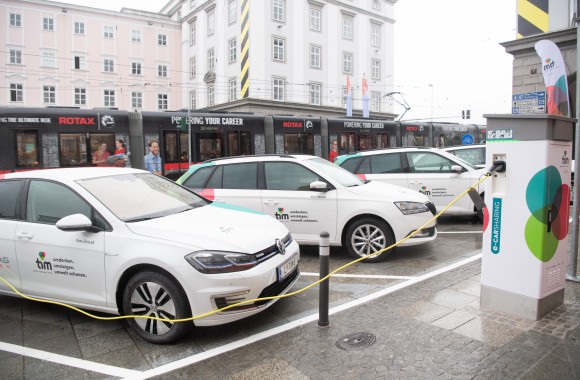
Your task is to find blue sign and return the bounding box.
[491,198,502,254]
[512,91,546,114]
[461,134,474,145]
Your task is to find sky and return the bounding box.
[67,0,517,125]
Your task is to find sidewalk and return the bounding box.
[154,257,580,380]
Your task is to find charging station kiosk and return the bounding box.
[481,114,575,320]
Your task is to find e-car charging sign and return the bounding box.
[490,198,502,254]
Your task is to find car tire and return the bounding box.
[123,271,192,344]
[345,218,394,263]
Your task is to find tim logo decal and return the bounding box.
[275,207,289,221]
[36,251,52,270]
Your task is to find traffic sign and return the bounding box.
[512,91,546,114]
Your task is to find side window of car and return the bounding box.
[223,163,258,189]
[206,166,224,188]
[26,180,91,224]
[265,162,320,191]
[183,166,216,188]
[340,157,362,173]
[370,153,403,174]
[0,180,23,219]
[406,152,456,173]
[356,157,371,174]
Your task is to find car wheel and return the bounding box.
[345,218,394,263]
[123,271,192,344]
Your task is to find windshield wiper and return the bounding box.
[125,216,160,223]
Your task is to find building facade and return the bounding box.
[1,0,182,110]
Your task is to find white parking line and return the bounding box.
[0,252,482,379]
[300,272,416,280]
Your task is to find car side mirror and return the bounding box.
[451,165,463,173]
[310,180,329,192]
[56,214,100,232]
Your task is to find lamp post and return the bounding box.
[429,84,434,121]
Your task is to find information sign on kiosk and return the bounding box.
[481,114,575,320]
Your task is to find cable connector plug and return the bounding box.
[487,160,506,174]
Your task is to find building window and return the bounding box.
[10,83,23,102]
[207,85,215,106]
[207,10,215,36]
[371,59,380,80]
[158,34,167,46]
[132,92,143,108]
[229,78,237,102]
[132,62,142,75]
[73,55,86,70]
[343,52,353,74]
[74,88,86,105]
[132,30,141,42]
[273,37,285,61]
[104,90,115,107]
[189,57,196,79]
[310,45,321,68]
[208,48,215,71]
[158,65,168,77]
[10,13,21,27]
[41,52,57,68]
[74,21,85,35]
[104,26,114,39]
[189,22,196,46]
[43,17,54,31]
[309,83,321,105]
[342,16,353,40]
[372,0,381,10]
[310,7,321,31]
[43,85,56,104]
[190,90,197,109]
[273,0,285,22]
[229,38,237,63]
[228,0,237,24]
[9,50,22,64]
[158,94,168,110]
[371,24,381,47]
[371,91,381,112]
[103,59,114,73]
[273,77,285,101]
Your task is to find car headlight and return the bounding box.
[394,201,430,215]
[185,251,258,274]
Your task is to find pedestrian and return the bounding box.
[92,142,110,166]
[328,140,338,162]
[113,139,127,166]
[144,140,162,175]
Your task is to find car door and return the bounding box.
[261,161,338,243]
[206,162,263,212]
[15,179,107,306]
[404,151,474,213]
[355,153,409,188]
[0,179,24,292]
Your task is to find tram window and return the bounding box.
[402,130,423,147]
[180,132,189,161]
[16,131,40,167]
[89,134,115,165]
[182,166,216,188]
[164,132,178,163]
[60,133,88,166]
[223,163,258,189]
[199,134,222,161]
[358,135,371,150]
[240,132,252,155]
[284,134,313,155]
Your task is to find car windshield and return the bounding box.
[305,157,364,187]
[77,173,209,222]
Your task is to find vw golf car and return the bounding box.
[0,168,299,344]
[334,147,488,220]
[177,155,437,263]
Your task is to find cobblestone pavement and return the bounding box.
[155,260,580,380]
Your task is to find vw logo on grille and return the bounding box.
[275,238,286,255]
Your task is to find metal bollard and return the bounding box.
[318,231,330,327]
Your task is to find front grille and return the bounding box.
[254,233,293,263]
[425,201,437,216]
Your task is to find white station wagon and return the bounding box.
[0,168,299,344]
[177,155,437,262]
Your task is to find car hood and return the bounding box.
[125,202,289,253]
[345,180,430,203]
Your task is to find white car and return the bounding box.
[177,155,437,262]
[334,147,488,219]
[441,144,486,169]
[0,168,299,344]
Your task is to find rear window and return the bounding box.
[183,166,216,188]
[339,156,362,173]
[0,180,23,219]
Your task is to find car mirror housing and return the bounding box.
[451,165,463,173]
[56,214,95,232]
[310,180,328,191]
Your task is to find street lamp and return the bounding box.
[428,84,434,121]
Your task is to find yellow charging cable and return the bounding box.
[0,173,491,324]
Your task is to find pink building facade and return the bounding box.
[1,0,182,110]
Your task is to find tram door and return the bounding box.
[197,132,222,161]
[162,131,190,172]
[227,131,253,156]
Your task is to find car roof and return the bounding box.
[441,144,486,151]
[198,154,320,165]
[338,146,437,157]
[2,167,146,181]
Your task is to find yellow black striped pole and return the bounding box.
[517,0,548,38]
[240,0,250,98]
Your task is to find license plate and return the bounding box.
[277,254,299,282]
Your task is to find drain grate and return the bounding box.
[335,332,377,351]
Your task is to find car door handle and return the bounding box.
[409,180,422,185]
[16,233,33,240]
[264,200,279,206]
